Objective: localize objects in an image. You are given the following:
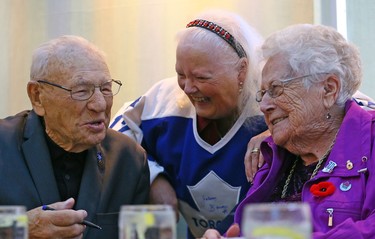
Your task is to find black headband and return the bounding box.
[186,19,247,58]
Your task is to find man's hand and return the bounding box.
[244,130,270,182]
[27,198,87,239]
[149,174,179,221]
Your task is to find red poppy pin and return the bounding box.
[310,181,336,197]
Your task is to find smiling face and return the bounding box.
[175,38,244,120]
[259,55,327,149]
[30,54,112,152]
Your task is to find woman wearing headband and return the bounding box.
[111,9,267,238]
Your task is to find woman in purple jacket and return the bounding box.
[203,24,375,239]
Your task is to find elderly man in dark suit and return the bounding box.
[0,35,149,239]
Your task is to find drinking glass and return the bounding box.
[119,204,176,239]
[242,202,312,239]
[0,206,28,239]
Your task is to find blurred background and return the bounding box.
[1,0,374,119]
[0,0,374,237]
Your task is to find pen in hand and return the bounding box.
[42,205,102,230]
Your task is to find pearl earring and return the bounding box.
[239,81,243,93]
[326,112,332,119]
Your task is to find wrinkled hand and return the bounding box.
[149,174,179,221]
[200,229,224,239]
[200,223,240,239]
[27,198,87,239]
[226,223,240,237]
[244,130,270,183]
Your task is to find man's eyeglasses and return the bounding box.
[37,79,122,101]
[255,73,329,102]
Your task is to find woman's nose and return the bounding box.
[182,78,197,94]
[259,93,275,113]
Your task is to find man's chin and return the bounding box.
[87,132,107,146]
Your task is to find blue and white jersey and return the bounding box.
[110,77,268,238]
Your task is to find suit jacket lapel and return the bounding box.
[76,146,102,222]
[22,111,60,204]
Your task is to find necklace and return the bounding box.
[280,140,336,199]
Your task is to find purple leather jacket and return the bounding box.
[235,100,375,239]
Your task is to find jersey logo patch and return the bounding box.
[179,171,241,237]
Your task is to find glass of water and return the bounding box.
[0,206,28,239]
[119,204,176,239]
[242,202,312,239]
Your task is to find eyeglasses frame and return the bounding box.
[37,79,122,101]
[255,73,330,102]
